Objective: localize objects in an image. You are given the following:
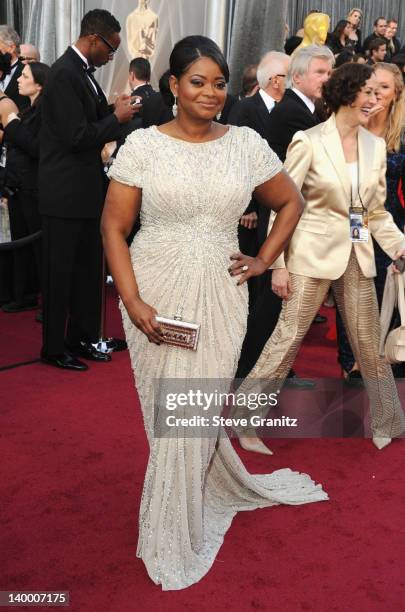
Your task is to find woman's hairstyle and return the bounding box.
[332,20,351,41]
[322,62,374,113]
[347,8,363,23]
[169,35,229,82]
[0,51,11,79]
[287,45,334,88]
[374,62,405,152]
[27,62,50,105]
[158,69,174,107]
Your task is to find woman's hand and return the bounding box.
[392,247,405,273]
[228,252,268,285]
[126,297,164,345]
[272,268,292,300]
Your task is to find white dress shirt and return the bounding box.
[292,87,315,114]
[1,60,19,91]
[71,44,98,94]
[259,88,277,113]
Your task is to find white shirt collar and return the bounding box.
[132,81,148,91]
[292,87,315,114]
[259,89,276,112]
[0,59,19,89]
[71,44,89,68]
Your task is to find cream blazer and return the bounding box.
[269,114,405,279]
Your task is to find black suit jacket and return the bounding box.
[4,101,42,190]
[267,88,318,162]
[4,61,30,112]
[39,47,122,218]
[227,90,270,139]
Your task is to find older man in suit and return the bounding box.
[39,9,137,370]
[0,26,29,112]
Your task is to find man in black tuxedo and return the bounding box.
[228,51,290,252]
[39,9,137,371]
[228,51,290,310]
[0,26,30,112]
[235,45,334,394]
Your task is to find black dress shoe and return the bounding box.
[41,351,88,371]
[66,341,112,362]
[313,313,327,324]
[284,374,316,389]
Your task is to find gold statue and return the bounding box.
[295,12,330,51]
[126,0,159,59]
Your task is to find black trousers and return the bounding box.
[235,270,283,379]
[8,189,41,302]
[41,215,103,355]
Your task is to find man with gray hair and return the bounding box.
[0,25,29,111]
[267,44,334,161]
[228,51,290,138]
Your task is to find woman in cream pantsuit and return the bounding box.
[235,63,405,450]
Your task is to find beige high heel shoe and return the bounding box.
[239,436,273,455]
[372,437,392,450]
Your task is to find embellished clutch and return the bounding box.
[155,316,200,351]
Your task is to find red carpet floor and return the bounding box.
[1,292,405,611]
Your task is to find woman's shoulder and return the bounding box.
[124,125,158,146]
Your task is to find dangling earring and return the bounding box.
[172,96,178,117]
[216,110,222,121]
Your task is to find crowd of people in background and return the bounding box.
[1,6,405,591]
[0,7,405,385]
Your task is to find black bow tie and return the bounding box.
[84,65,96,75]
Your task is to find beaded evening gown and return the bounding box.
[108,125,328,591]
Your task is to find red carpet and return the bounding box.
[1,293,405,611]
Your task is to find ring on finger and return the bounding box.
[242,265,249,272]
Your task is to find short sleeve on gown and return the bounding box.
[108,129,146,188]
[246,128,283,190]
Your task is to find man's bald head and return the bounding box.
[20,43,40,64]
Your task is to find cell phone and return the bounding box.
[394,257,405,273]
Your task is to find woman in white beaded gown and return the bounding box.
[101,36,328,591]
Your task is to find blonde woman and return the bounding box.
[337,62,405,380]
[346,8,363,53]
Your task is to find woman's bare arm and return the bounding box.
[101,179,163,344]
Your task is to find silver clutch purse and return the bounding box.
[155,316,200,351]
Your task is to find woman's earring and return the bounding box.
[172,96,178,117]
[216,110,222,121]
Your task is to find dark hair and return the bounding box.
[159,69,174,106]
[369,38,387,54]
[129,57,151,81]
[335,49,355,68]
[0,51,11,78]
[323,62,374,112]
[332,20,351,40]
[241,64,258,97]
[353,53,366,63]
[374,17,386,27]
[80,9,121,38]
[28,61,50,104]
[391,54,405,70]
[169,35,229,82]
[388,18,398,25]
